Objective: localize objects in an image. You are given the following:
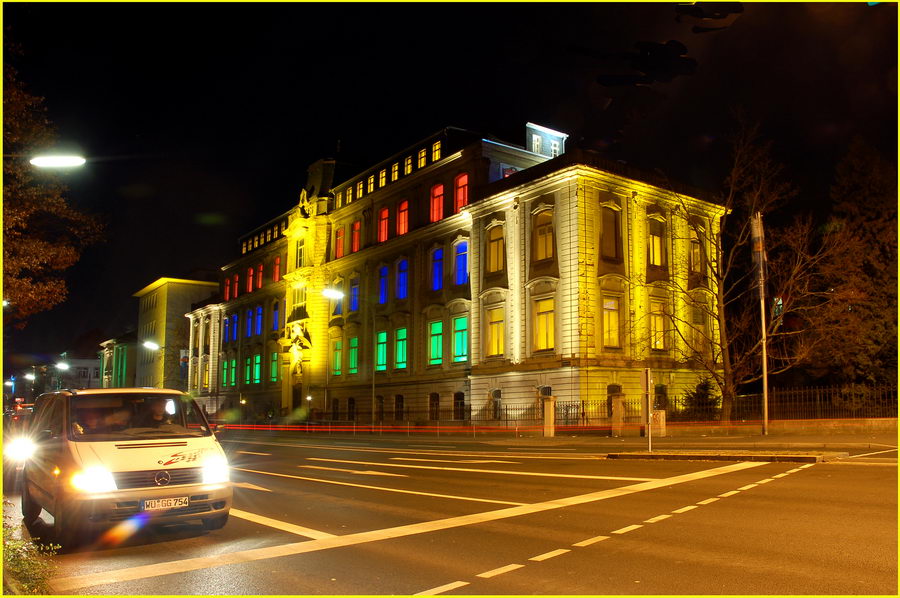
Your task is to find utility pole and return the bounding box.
[751,212,769,435]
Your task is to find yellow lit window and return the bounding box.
[367,175,375,193]
[689,229,702,273]
[648,219,665,266]
[534,211,554,260]
[432,141,442,162]
[487,226,505,273]
[533,298,554,351]
[379,169,387,187]
[418,149,427,168]
[650,300,666,350]
[346,186,353,203]
[602,296,620,348]
[404,156,412,175]
[391,163,399,181]
[486,307,504,357]
[357,181,364,198]
[336,191,343,208]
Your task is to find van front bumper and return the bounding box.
[64,482,233,530]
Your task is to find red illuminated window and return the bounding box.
[377,207,389,242]
[233,274,239,298]
[397,201,409,235]
[430,184,444,223]
[224,278,231,301]
[256,264,263,289]
[335,227,345,259]
[454,173,468,213]
[273,256,281,281]
[246,268,253,293]
[351,220,361,253]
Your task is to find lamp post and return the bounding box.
[142,340,164,388]
[323,287,378,430]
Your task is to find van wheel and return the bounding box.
[20,480,41,525]
[202,513,228,531]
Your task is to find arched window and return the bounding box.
[351,220,361,253]
[486,226,505,273]
[454,242,468,285]
[600,206,622,262]
[430,184,444,223]
[396,259,409,299]
[223,317,230,343]
[332,281,344,316]
[256,264,263,289]
[375,395,384,422]
[272,301,280,331]
[606,384,623,418]
[231,314,238,341]
[491,389,502,420]
[454,173,469,213]
[377,207,389,242]
[378,266,389,304]
[245,309,253,338]
[431,248,443,291]
[429,393,440,420]
[394,394,404,420]
[453,392,465,420]
[233,274,239,298]
[347,397,356,421]
[397,201,409,235]
[246,268,254,293]
[255,306,263,335]
[533,211,554,260]
[224,278,231,301]
[273,256,282,281]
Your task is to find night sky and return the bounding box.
[3,2,896,371]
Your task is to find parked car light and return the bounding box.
[201,455,230,484]
[70,466,118,493]
[5,437,36,461]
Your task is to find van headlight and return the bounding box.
[71,466,118,493]
[5,437,37,462]
[201,455,230,484]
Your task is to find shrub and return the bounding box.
[2,501,59,594]
[682,378,722,421]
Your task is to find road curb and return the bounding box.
[605,452,844,463]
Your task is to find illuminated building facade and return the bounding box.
[99,331,137,388]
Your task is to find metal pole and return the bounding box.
[752,213,769,435]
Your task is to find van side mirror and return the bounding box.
[35,429,53,442]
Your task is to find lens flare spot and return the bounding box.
[97,512,149,547]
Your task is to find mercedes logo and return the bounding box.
[154,471,171,486]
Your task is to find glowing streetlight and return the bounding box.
[29,155,86,168]
[4,381,13,388]
[142,341,161,351]
[24,373,35,381]
[55,362,70,371]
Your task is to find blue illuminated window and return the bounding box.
[223,318,230,342]
[431,249,443,291]
[255,306,263,335]
[272,301,279,331]
[231,315,238,341]
[246,309,252,338]
[350,278,359,311]
[378,266,389,304]
[454,242,468,285]
[397,259,408,299]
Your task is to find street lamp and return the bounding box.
[322,287,378,429]
[29,155,86,168]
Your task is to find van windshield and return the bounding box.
[67,394,212,441]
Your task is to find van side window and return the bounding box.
[33,396,64,437]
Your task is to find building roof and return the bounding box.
[132,277,219,298]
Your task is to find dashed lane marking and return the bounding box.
[849,448,898,458]
[611,524,643,534]
[306,457,657,481]
[672,505,698,514]
[234,467,524,506]
[415,581,469,595]
[232,482,272,492]
[529,549,570,561]
[738,484,758,491]
[644,514,671,523]
[477,564,525,578]
[50,461,766,592]
[299,465,408,477]
[756,478,774,484]
[236,450,271,456]
[799,464,815,469]
[393,458,518,464]
[697,497,720,505]
[718,490,740,497]
[229,508,335,540]
[572,535,609,547]
[772,473,789,478]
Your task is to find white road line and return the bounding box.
[672,505,698,514]
[299,465,408,477]
[799,464,815,469]
[235,467,524,505]
[236,450,271,456]
[229,509,335,539]
[738,484,758,491]
[572,535,609,547]
[50,461,766,592]
[772,473,789,478]
[393,458,518,464]
[611,524,642,534]
[477,564,525,578]
[718,490,740,497]
[643,514,671,523]
[697,497,720,505]
[306,458,657,482]
[849,448,898,458]
[232,482,272,492]
[756,478,774,484]
[409,445,455,449]
[415,581,469,595]
[786,468,803,473]
[224,439,603,460]
[530,548,570,561]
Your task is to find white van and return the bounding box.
[19,388,232,546]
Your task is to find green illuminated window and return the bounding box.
[230,359,236,386]
[349,337,359,374]
[222,360,229,387]
[375,331,387,371]
[332,340,342,376]
[429,321,443,365]
[253,354,261,384]
[270,351,279,382]
[452,316,468,362]
[244,357,251,384]
[395,328,407,369]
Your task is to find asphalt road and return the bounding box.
[9,434,897,595]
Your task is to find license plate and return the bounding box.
[142,496,189,511]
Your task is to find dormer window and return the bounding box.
[404,156,412,175]
[418,149,427,168]
[532,134,542,154]
[367,175,375,193]
[432,141,441,161]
